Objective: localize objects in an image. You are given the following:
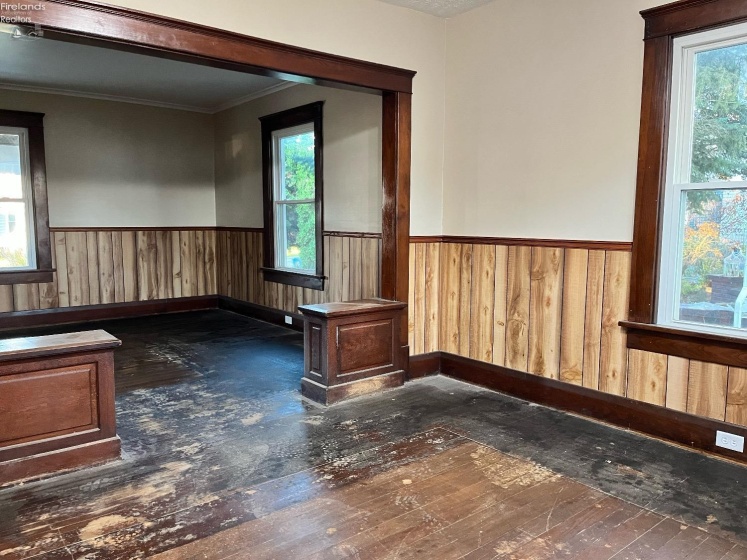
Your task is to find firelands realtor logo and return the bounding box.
[0,3,45,24]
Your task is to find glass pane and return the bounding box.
[279,202,316,271]
[678,188,747,330]
[279,131,315,200]
[0,134,23,199]
[0,201,30,269]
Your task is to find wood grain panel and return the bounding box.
[469,244,494,363]
[121,231,138,302]
[505,245,531,371]
[111,231,126,303]
[349,237,362,301]
[687,361,728,421]
[627,349,667,406]
[439,242,462,355]
[458,244,473,357]
[97,231,115,305]
[492,245,508,367]
[726,367,747,426]
[54,232,70,308]
[559,249,588,384]
[528,247,563,379]
[599,251,630,396]
[156,230,173,300]
[361,237,379,300]
[412,243,426,355]
[424,243,440,354]
[86,232,100,306]
[666,356,689,412]
[582,250,606,390]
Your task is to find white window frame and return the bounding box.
[0,125,37,271]
[271,122,316,274]
[658,22,747,338]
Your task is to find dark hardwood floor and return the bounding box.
[0,310,746,559]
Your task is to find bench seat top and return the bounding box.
[0,330,121,363]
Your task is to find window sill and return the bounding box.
[261,268,325,291]
[0,269,55,286]
[621,320,747,368]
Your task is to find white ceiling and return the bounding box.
[375,0,494,17]
[0,30,293,113]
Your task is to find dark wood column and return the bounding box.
[382,91,412,366]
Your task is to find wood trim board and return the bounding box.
[0,295,305,332]
[410,236,632,251]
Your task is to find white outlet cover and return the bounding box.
[716,431,745,453]
[284,316,293,325]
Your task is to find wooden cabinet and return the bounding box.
[298,299,406,405]
[0,330,121,484]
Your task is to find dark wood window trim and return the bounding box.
[260,102,324,291]
[626,0,747,366]
[0,109,53,286]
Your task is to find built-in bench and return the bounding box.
[0,330,122,485]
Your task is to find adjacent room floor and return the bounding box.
[0,310,746,559]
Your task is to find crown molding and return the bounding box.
[0,81,298,114]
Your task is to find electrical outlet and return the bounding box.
[284,315,293,325]
[716,431,745,452]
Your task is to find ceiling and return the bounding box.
[375,0,494,17]
[0,29,293,113]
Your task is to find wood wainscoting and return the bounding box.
[217,230,381,314]
[0,228,380,319]
[0,228,217,313]
[408,238,747,430]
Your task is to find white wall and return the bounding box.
[105,0,446,236]
[443,0,668,242]
[215,84,383,232]
[0,89,216,227]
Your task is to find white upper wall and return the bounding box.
[214,84,382,232]
[0,89,216,227]
[443,0,668,242]
[107,0,446,236]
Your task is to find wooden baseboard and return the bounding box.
[218,297,304,331]
[410,351,747,465]
[0,296,308,332]
[0,296,219,331]
[408,352,442,379]
[0,437,121,486]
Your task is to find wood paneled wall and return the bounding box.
[216,230,381,314]
[0,229,216,313]
[408,241,747,429]
[0,228,380,317]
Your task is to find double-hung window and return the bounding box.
[0,109,52,285]
[260,102,324,290]
[0,126,36,270]
[659,23,747,337]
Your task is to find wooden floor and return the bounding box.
[150,433,747,560]
[1,311,746,559]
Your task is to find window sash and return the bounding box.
[0,126,36,271]
[271,122,316,273]
[658,23,747,338]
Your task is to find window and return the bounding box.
[0,110,52,285]
[260,102,324,290]
[658,24,747,338]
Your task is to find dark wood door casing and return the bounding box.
[5,0,414,362]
